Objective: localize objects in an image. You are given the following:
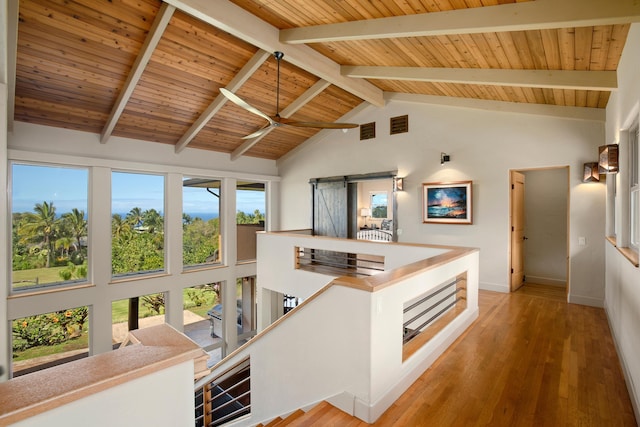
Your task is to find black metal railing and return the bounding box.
[295,247,384,277]
[402,276,465,344]
[195,357,251,427]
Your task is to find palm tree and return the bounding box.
[142,209,163,233]
[62,208,87,253]
[20,201,59,268]
[55,236,73,259]
[126,207,144,229]
[111,214,131,239]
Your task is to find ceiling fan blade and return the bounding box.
[282,120,359,129]
[220,88,274,125]
[242,124,274,140]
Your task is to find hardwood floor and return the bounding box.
[286,285,637,426]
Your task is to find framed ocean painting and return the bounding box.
[422,181,472,224]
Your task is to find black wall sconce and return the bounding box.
[583,162,600,182]
[440,152,450,165]
[598,144,619,174]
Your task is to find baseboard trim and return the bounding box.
[480,282,509,293]
[568,294,604,308]
[524,276,566,287]
[604,304,640,423]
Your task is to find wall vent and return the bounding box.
[360,122,376,140]
[390,115,409,135]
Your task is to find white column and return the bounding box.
[165,173,184,331]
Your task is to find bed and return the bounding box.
[356,220,393,242]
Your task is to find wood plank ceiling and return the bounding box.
[10,0,639,161]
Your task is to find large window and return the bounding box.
[183,283,222,367]
[11,164,89,291]
[182,178,221,268]
[111,172,165,277]
[237,276,256,344]
[237,181,265,262]
[630,122,639,250]
[12,305,89,376]
[111,293,166,347]
[370,191,389,219]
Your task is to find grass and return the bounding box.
[12,266,67,288]
[110,288,217,323]
[13,330,89,362]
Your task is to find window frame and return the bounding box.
[10,161,90,293]
[110,170,167,279]
[629,121,639,251]
[370,190,390,220]
[181,176,223,270]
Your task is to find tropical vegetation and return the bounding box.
[11,200,264,356]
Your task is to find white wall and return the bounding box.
[604,23,640,419]
[523,168,568,286]
[278,97,606,304]
[12,361,196,427]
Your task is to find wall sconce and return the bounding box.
[394,177,404,191]
[582,162,600,182]
[598,144,619,174]
[360,208,372,227]
[440,152,450,165]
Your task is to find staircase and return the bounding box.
[257,402,362,426]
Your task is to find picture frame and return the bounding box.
[422,181,472,224]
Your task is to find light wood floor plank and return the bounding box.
[289,285,637,426]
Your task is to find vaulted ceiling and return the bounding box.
[7,0,640,160]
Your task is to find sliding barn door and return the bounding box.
[312,180,348,238]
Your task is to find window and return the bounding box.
[11,164,89,291]
[12,305,89,375]
[237,181,265,262]
[370,191,389,219]
[182,282,223,366]
[111,293,165,347]
[630,122,639,250]
[237,276,256,344]
[111,172,165,277]
[182,178,221,268]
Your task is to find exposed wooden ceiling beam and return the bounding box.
[163,0,384,107]
[281,0,640,44]
[175,50,271,154]
[230,79,331,160]
[101,2,175,144]
[342,66,618,91]
[385,92,606,122]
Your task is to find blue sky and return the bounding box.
[12,165,265,216]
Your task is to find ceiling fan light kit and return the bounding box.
[220,51,358,139]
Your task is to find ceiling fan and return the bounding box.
[220,51,359,139]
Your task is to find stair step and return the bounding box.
[261,416,283,427]
[285,401,361,427]
[273,409,305,426]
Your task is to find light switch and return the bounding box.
[578,237,586,246]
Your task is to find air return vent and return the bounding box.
[390,115,408,135]
[360,122,376,140]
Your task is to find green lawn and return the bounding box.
[110,288,217,323]
[12,266,67,288]
[13,330,89,362]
